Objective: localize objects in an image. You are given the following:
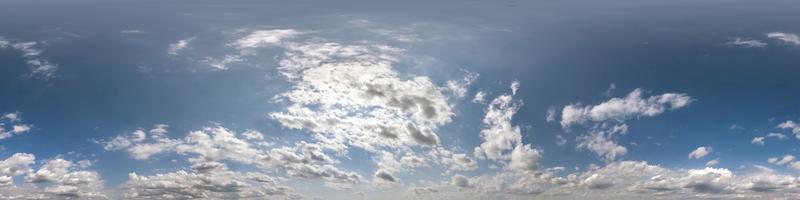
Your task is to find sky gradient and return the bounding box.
[1,0,800,199]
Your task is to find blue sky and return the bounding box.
[1,0,800,199]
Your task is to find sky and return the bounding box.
[1,0,800,199]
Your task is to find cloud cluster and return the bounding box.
[767,32,800,46]
[0,112,33,140]
[559,89,693,161]
[0,36,58,79]
[451,160,800,199]
[98,124,360,191]
[0,153,106,199]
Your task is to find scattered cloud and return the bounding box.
[767,32,800,45]
[0,37,58,79]
[688,146,712,159]
[726,37,767,48]
[0,153,106,199]
[168,37,194,55]
[560,89,693,128]
[0,112,33,140]
[751,136,765,145]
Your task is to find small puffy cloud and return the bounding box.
[777,120,800,139]
[508,144,542,172]
[0,111,33,140]
[168,37,193,55]
[688,146,712,159]
[560,88,693,128]
[123,162,293,199]
[767,32,800,45]
[725,37,767,48]
[545,107,557,122]
[751,137,765,145]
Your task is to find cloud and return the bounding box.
[767,132,787,140]
[767,32,800,45]
[560,89,693,128]
[768,154,795,165]
[688,146,712,159]
[0,153,106,199]
[472,91,487,104]
[99,124,362,185]
[0,38,58,79]
[232,29,304,49]
[122,162,293,199]
[705,158,719,167]
[120,30,145,34]
[168,37,193,55]
[751,136,765,145]
[777,120,800,139]
[725,37,767,48]
[0,111,33,140]
[545,107,557,122]
[576,124,629,161]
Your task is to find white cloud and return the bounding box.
[767,132,787,140]
[706,158,719,167]
[232,29,304,49]
[168,37,193,55]
[560,89,693,128]
[767,32,800,45]
[474,94,522,160]
[545,107,557,122]
[576,124,629,161]
[120,30,145,34]
[0,153,106,199]
[0,38,58,79]
[751,136,765,145]
[777,120,800,139]
[768,154,795,165]
[726,37,767,48]
[472,91,487,104]
[445,71,478,98]
[0,111,33,140]
[122,162,293,199]
[100,124,362,185]
[688,146,712,159]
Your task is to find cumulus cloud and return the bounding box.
[122,162,292,199]
[767,132,787,140]
[768,154,795,165]
[0,153,106,199]
[0,111,33,140]
[751,136,765,145]
[168,37,193,55]
[706,158,719,167]
[767,32,800,45]
[777,120,800,139]
[560,89,693,128]
[725,37,767,48]
[688,146,712,159]
[99,124,362,185]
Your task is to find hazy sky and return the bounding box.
[1,0,800,199]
